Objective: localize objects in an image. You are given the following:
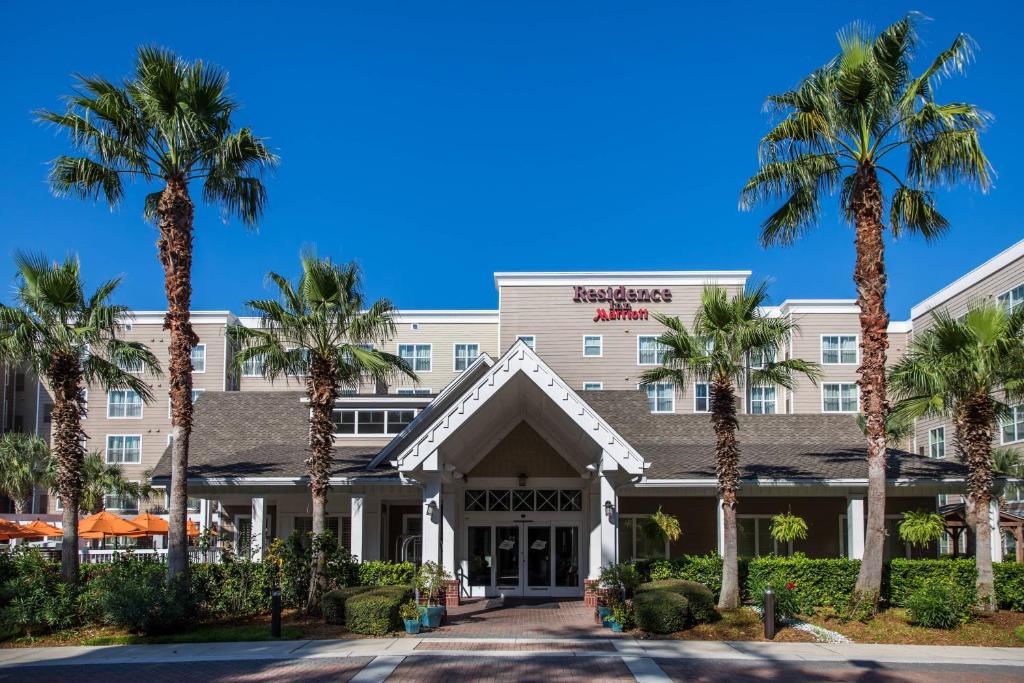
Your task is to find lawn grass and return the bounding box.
[80,623,305,646]
[812,608,1024,648]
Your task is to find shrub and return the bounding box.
[0,548,80,635]
[83,554,191,634]
[189,560,276,618]
[747,554,858,612]
[905,582,973,629]
[599,562,643,599]
[633,590,689,634]
[359,561,416,587]
[345,585,413,635]
[995,562,1024,612]
[414,561,452,605]
[888,558,976,607]
[648,553,727,599]
[267,533,311,609]
[323,586,372,625]
[638,580,716,625]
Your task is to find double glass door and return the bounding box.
[467,522,580,597]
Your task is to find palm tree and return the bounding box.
[230,253,416,610]
[740,14,992,609]
[889,303,1024,609]
[0,254,160,583]
[0,433,51,514]
[640,283,820,609]
[78,452,156,514]
[37,47,277,581]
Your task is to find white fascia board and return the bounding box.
[494,271,752,288]
[911,238,1024,319]
[757,306,783,318]
[779,299,860,315]
[129,310,239,326]
[637,476,965,487]
[174,476,407,486]
[298,396,435,405]
[393,310,499,324]
[887,320,912,334]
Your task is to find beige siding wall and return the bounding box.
[786,311,862,414]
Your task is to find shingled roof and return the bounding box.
[581,391,967,481]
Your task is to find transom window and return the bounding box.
[396,388,432,395]
[399,344,432,372]
[929,426,946,459]
[821,335,858,364]
[645,383,674,413]
[694,383,709,413]
[107,390,142,418]
[637,336,669,365]
[582,382,603,391]
[333,408,417,436]
[191,344,206,373]
[464,489,582,512]
[618,516,669,562]
[822,383,858,413]
[1002,405,1024,444]
[453,343,480,372]
[241,354,265,377]
[106,435,141,464]
[998,284,1024,314]
[583,335,603,357]
[749,386,776,415]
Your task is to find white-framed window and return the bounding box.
[644,383,675,413]
[106,435,142,464]
[107,390,143,418]
[821,335,858,364]
[117,357,143,374]
[333,408,418,436]
[453,343,480,372]
[928,426,946,459]
[1001,404,1024,444]
[396,388,432,395]
[169,389,204,419]
[637,336,668,365]
[517,335,536,350]
[749,386,776,415]
[583,335,603,358]
[104,482,139,514]
[738,515,793,557]
[339,387,358,396]
[241,354,265,377]
[582,382,603,391]
[749,347,775,369]
[822,383,858,413]
[191,344,206,373]
[618,515,669,563]
[398,344,432,372]
[694,383,710,413]
[998,283,1024,314]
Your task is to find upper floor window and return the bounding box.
[117,357,143,374]
[191,344,206,373]
[583,336,603,357]
[645,383,674,413]
[106,435,141,464]
[241,354,265,377]
[517,335,536,350]
[1002,405,1024,445]
[453,343,480,372]
[822,383,858,413]
[332,408,417,436]
[929,426,946,459]
[104,486,139,513]
[694,383,710,413]
[398,344,432,372]
[396,388,432,396]
[749,386,776,415]
[582,382,603,391]
[998,283,1024,314]
[107,390,143,419]
[749,347,775,369]
[638,336,668,365]
[821,335,858,364]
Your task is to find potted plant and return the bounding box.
[609,600,633,633]
[399,600,421,635]
[415,561,453,628]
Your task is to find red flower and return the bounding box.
[785,582,796,591]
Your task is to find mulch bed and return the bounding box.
[812,608,1024,647]
[643,608,816,642]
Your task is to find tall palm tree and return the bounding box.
[78,452,156,514]
[0,254,160,583]
[890,303,1024,609]
[640,284,820,609]
[740,14,992,608]
[0,433,51,514]
[37,46,277,581]
[230,253,416,610]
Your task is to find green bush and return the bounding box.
[83,554,191,634]
[905,582,973,629]
[322,586,372,625]
[345,585,413,635]
[189,560,276,618]
[268,533,311,608]
[995,563,1024,612]
[747,554,859,612]
[358,561,416,587]
[0,548,80,635]
[647,553,728,600]
[888,558,976,607]
[638,580,716,625]
[633,590,689,633]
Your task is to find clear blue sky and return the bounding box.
[1,1,1020,318]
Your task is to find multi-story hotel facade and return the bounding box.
[3,239,1023,599]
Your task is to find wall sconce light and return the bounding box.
[604,500,614,518]
[425,500,438,517]
[518,473,527,487]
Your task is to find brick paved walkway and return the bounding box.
[426,597,616,638]
[0,657,374,682]
[388,655,635,682]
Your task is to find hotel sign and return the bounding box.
[572,286,672,322]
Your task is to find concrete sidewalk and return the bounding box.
[0,637,1022,669]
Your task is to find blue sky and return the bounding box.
[1,2,1020,318]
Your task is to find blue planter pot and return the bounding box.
[404,618,421,635]
[597,606,613,628]
[610,620,624,633]
[420,605,445,629]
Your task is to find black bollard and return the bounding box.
[271,588,282,638]
[763,587,776,640]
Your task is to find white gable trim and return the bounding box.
[395,340,648,475]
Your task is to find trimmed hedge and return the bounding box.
[747,555,860,611]
[647,553,732,599]
[358,561,416,587]
[345,585,414,635]
[996,563,1024,612]
[888,559,977,607]
[323,586,372,625]
[633,590,689,634]
[638,579,716,625]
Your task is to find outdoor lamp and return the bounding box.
[518,473,527,487]
[604,501,614,518]
[425,500,438,516]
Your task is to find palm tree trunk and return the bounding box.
[306,355,338,613]
[157,176,199,584]
[850,164,889,611]
[13,495,27,515]
[959,394,997,610]
[47,356,84,585]
[711,377,740,610]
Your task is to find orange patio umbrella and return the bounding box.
[19,520,64,538]
[79,511,145,539]
[187,519,202,537]
[0,520,36,541]
[131,513,169,536]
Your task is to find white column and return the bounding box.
[350,494,365,562]
[199,499,212,531]
[251,496,266,561]
[847,496,865,559]
[991,498,1004,563]
[599,473,617,568]
[441,491,456,575]
[422,478,441,565]
[588,482,602,579]
[716,494,725,556]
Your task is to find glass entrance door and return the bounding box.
[495,526,520,591]
[465,522,581,597]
